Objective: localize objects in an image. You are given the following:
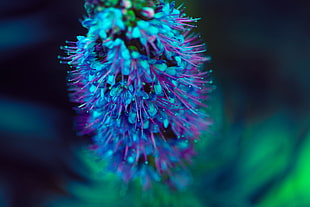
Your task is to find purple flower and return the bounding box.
[60,0,212,189]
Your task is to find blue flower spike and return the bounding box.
[60,0,212,190]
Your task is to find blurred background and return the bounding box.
[0,0,309,206]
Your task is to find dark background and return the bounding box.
[0,0,309,206]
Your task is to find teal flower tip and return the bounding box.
[60,0,213,190]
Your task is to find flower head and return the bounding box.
[61,0,212,189]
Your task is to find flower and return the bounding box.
[60,0,212,189]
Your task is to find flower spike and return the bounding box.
[61,0,212,189]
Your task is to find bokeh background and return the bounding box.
[0,0,309,206]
